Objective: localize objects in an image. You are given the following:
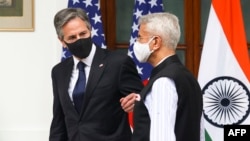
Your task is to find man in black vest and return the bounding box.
[131,12,203,141]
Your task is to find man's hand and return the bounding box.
[120,93,140,112]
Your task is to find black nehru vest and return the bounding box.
[132,55,203,141]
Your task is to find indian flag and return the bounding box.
[198,0,250,141]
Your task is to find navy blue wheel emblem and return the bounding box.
[202,76,250,128]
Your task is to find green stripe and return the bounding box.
[205,129,212,141]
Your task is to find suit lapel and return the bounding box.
[61,58,80,114]
[80,48,107,117]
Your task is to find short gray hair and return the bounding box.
[54,8,92,40]
[138,12,181,50]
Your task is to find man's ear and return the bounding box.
[152,36,161,50]
[59,37,67,48]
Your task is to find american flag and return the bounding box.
[61,0,106,61]
[128,0,164,85]
[128,0,164,128]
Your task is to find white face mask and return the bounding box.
[133,37,154,63]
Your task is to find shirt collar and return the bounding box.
[156,54,175,67]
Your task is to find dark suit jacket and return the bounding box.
[132,55,203,141]
[49,47,143,141]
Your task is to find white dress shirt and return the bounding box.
[144,77,178,141]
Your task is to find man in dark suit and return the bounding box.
[49,8,143,141]
[131,12,203,141]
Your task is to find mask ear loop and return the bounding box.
[147,36,156,43]
[147,36,157,53]
[148,36,156,53]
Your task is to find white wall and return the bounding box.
[0,0,68,140]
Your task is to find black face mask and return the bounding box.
[65,37,93,59]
